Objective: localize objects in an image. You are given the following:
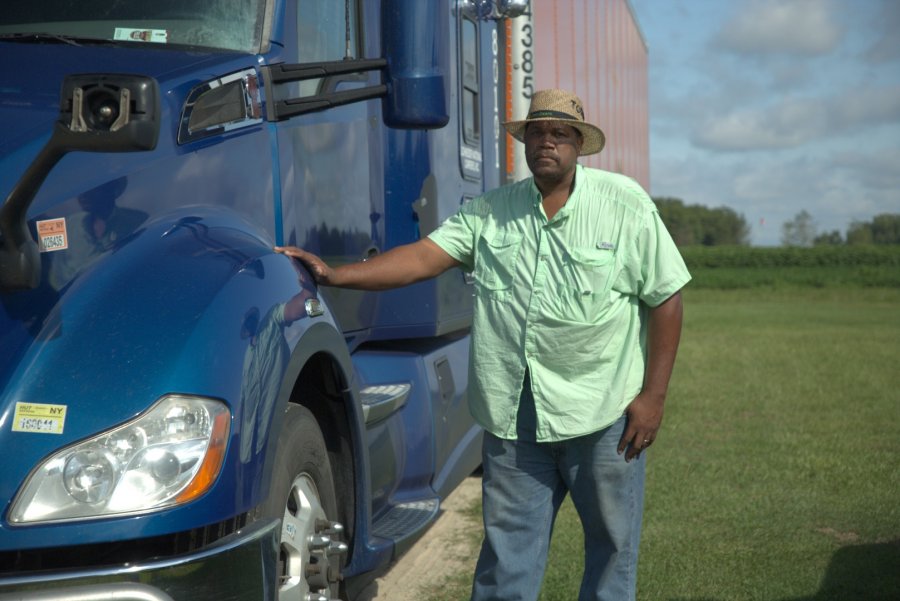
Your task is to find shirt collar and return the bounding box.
[528,164,582,221]
[557,164,583,219]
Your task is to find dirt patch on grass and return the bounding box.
[816,526,861,544]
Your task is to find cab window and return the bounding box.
[460,15,480,144]
[295,0,360,96]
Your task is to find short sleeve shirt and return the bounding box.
[428,165,691,442]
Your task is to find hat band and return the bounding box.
[526,109,581,122]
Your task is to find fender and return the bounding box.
[0,206,348,551]
[263,318,373,568]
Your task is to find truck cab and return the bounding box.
[0,1,526,598]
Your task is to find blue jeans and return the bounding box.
[470,385,646,601]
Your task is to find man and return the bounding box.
[276,89,690,601]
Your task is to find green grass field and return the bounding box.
[423,287,900,601]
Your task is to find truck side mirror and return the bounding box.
[0,74,159,291]
[381,0,450,129]
[59,75,160,151]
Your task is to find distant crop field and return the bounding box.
[423,286,900,601]
[680,245,900,289]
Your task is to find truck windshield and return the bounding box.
[0,0,268,53]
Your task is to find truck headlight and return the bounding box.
[9,395,230,524]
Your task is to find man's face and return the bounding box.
[524,121,583,183]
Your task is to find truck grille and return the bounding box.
[0,513,248,575]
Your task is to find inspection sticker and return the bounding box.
[12,402,67,434]
[113,27,168,43]
[36,218,68,252]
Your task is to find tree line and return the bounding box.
[653,197,750,246]
[653,197,900,247]
[782,210,900,246]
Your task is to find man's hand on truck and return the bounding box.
[274,239,460,291]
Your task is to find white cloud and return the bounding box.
[864,1,900,63]
[833,86,900,127]
[693,97,826,150]
[829,148,900,192]
[692,86,900,151]
[769,63,814,91]
[714,0,842,57]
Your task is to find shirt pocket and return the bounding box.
[475,231,523,298]
[565,246,616,296]
[546,246,616,322]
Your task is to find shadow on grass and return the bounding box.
[666,539,900,601]
[780,539,900,601]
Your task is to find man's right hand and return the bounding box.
[275,239,460,291]
[274,246,335,285]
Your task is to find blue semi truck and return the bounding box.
[0,1,529,599]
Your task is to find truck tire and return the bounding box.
[262,403,346,601]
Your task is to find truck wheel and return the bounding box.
[262,404,347,601]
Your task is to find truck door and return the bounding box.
[460,12,505,191]
[273,0,382,336]
[429,13,501,490]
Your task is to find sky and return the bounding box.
[627,0,900,246]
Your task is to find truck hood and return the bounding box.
[0,209,281,526]
[0,40,261,389]
[0,42,276,523]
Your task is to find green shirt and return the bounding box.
[428,165,691,442]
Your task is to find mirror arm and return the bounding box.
[0,129,69,291]
[265,58,387,85]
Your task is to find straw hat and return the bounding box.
[503,89,605,155]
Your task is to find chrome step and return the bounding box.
[359,383,411,425]
[372,498,440,557]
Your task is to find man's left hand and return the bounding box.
[617,392,664,462]
[616,291,683,462]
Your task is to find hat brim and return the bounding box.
[503,118,606,156]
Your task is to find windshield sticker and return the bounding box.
[36,218,68,252]
[12,402,67,435]
[114,28,169,44]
